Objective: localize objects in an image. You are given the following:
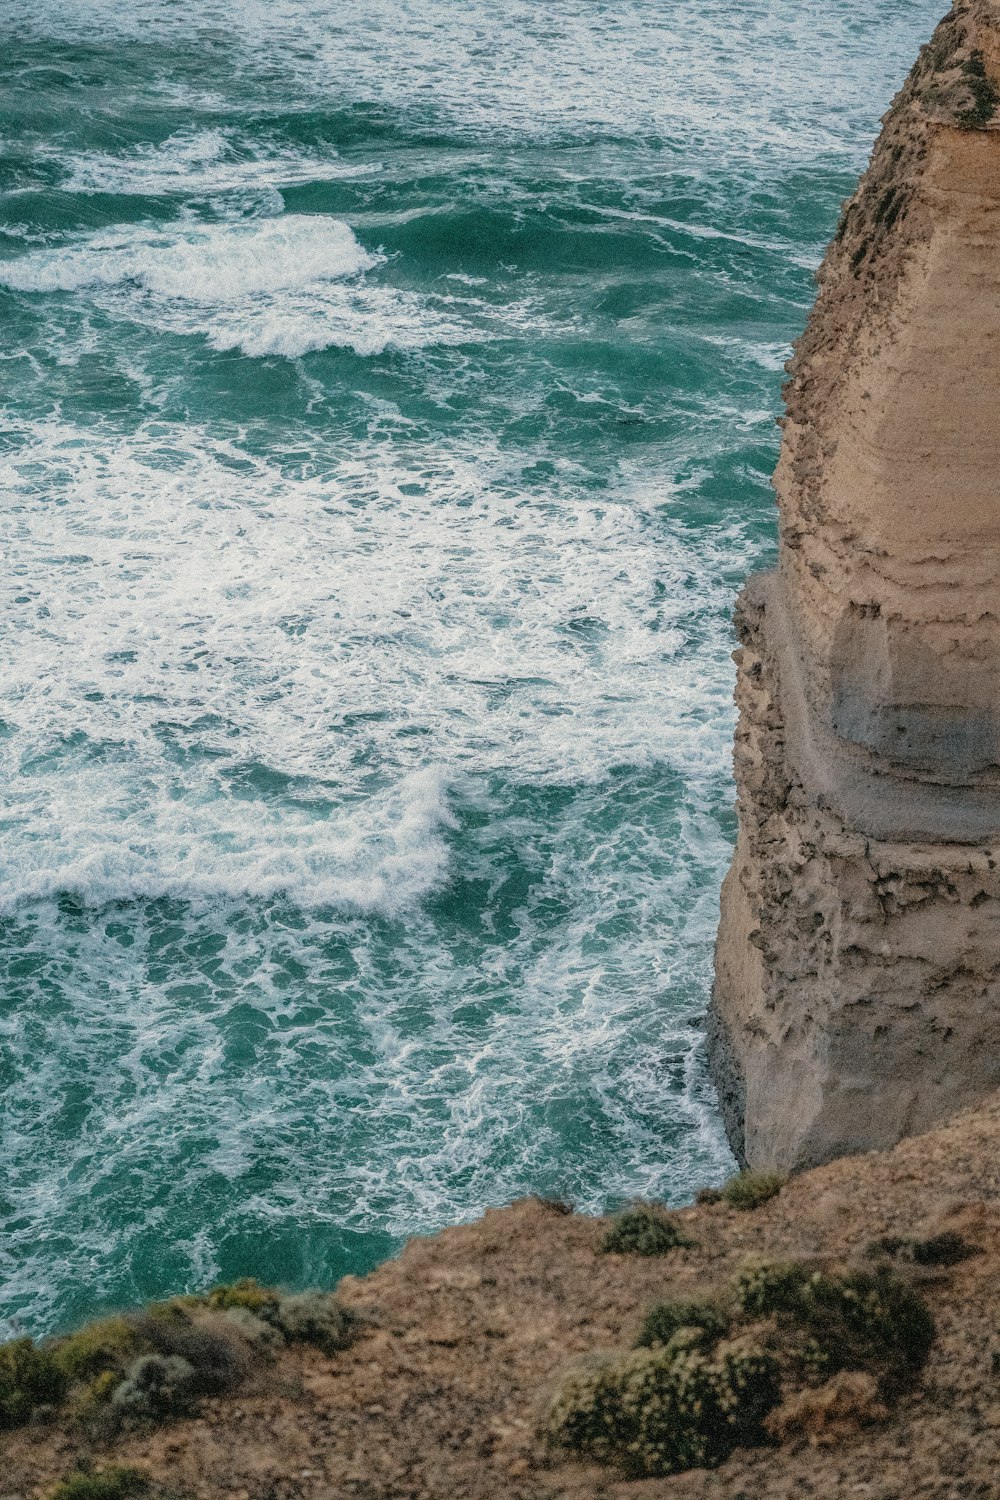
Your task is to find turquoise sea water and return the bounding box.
[1,0,939,1336]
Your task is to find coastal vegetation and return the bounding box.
[598,1207,694,1256]
[0,1282,357,1437]
[544,1254,934,1475]
[695,1169,789,1211]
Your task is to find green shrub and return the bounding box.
[52,1317,140,1382]
[70,1367,122,1428]
[733,1260,810,1319]
[732,1259,933,1386]
[0,1337,68,1428]
[636,1298,729,1349]
[805,1265,935,1378]
[110,1353,198,1422]
[272,1292,358,1354]
[867,1231,972,1268]
[721,1171,787,1211]
[543,1328,780,1476]
[196,1280,357,1355]
[49,1467,148,1500]
[133,1309,249,1396]
[12,1278,357,1439]
[600,1208,693,1257]
[220,1306,286,1356]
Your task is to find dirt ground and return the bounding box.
[8,1088,1000,1500]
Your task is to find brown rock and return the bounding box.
[765,1372,890,1446]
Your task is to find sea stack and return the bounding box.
[710,1,1000,1171]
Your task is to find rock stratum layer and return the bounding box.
[710,1,1000,1172]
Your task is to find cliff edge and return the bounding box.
[710,0,1000,1172]
[9,1093,1000,1498]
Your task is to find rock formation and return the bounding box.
[710,0,1000,1172]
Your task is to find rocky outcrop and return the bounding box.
[710,1,1000,1172]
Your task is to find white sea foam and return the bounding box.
[0,412,751,917]
[0,405,748,1332]
[1,215,376,298]
[12,0,940,162]
[0,765,456,916]
[56,128,379,197]
[1,215,478,357]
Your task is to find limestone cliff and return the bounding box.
[710,0,1000,1172]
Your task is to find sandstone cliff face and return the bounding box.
[711,0,1000,1172]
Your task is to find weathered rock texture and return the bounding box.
[710,1,1000,1172]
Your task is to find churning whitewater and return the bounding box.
[1,0,939,1336]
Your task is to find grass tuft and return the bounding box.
[720,1171,787,1211]
[52,1318,140,1383]
[204,1278,281,1316]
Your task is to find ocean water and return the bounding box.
[0,0,939,1337]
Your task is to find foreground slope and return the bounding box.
[9,1088,1000,1499]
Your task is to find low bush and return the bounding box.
[133,1309,250,1396]
[196,1281,358,1354]
[546,1244,934,1478]
[721,1171,787,1211]
[53,1318,140,1382]
[867,1231,972,1268]
[732,1258,933,1387]
[636,1297,729,1349]
[71,1367,121,1426]
[804,1265,935,1381]
[220,1306,286,1356]
[49,1466,148,1500]
[543,1328,780,1477]
[599,1208,693,1257]
[1,1279,359,1435]
[733,1259,810,1319]
[0,1337,67,1427]
[271,1292,358,1354]
[110,1354,198,1422]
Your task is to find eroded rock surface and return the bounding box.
[710,0,1000,1171]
